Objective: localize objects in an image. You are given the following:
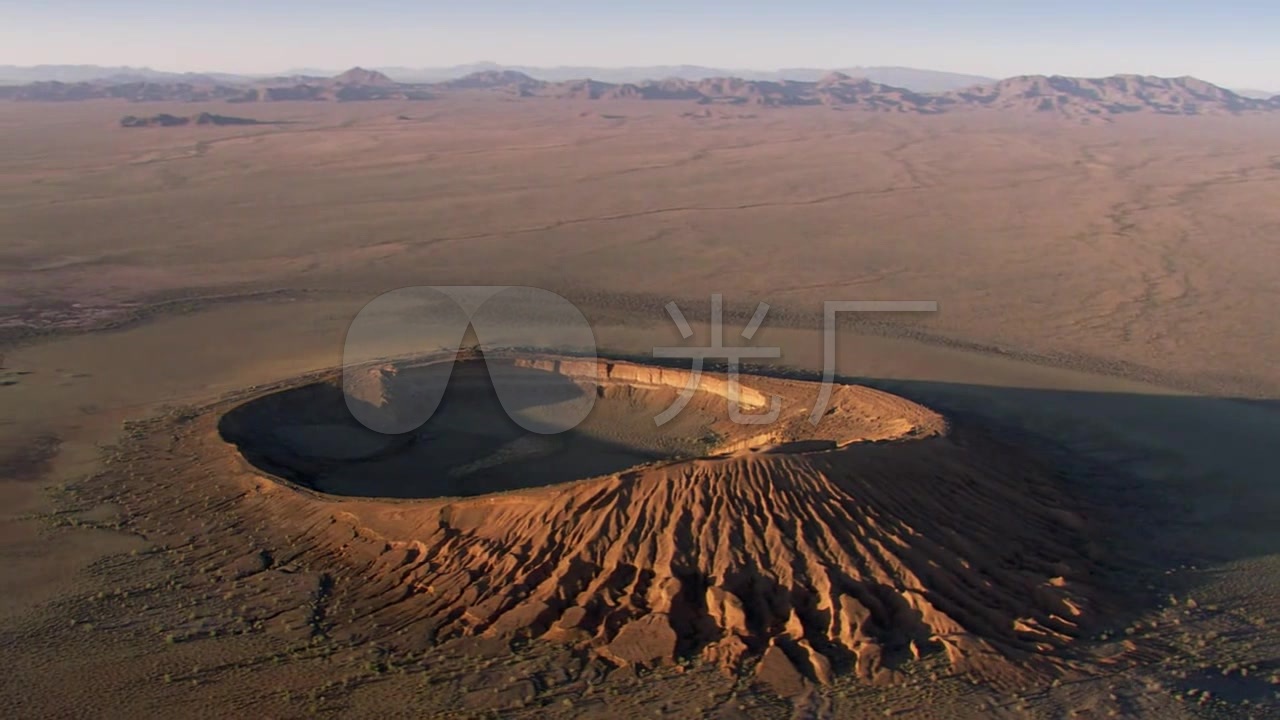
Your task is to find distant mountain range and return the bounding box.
[0,63,995,92]
[2,63,1274,100]
[943,74,1279,118]
[0,65,251,86]
[315,63,999,93]
[3,66,1278,120]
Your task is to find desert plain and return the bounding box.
[1,95,1279,718]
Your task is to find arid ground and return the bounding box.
[1,98,1279,718]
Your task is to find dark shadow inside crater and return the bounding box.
[218,358,714,498]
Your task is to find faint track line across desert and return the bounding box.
[398,185,925,251]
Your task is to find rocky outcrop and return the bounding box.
[119,112,267,127]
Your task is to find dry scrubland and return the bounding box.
[1,98,1280,719]
[3,99,1280,394]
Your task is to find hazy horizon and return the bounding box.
[2,1,1278,90]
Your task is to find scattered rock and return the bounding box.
[599,613,679,668]
[754,644,808,697]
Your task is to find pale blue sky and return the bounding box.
[1,1,1276,88]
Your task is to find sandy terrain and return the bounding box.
[3,99,1280,395]
[1,98,1279,718]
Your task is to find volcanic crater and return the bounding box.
[210,352,1109,693]
[218,352,922,499]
